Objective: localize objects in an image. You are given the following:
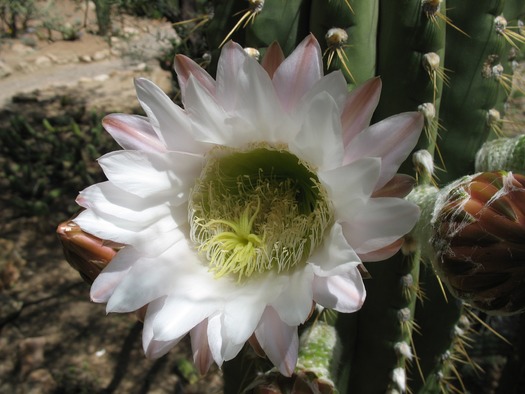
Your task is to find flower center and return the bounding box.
[189,145,333,281]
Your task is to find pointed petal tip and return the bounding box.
[262,41,285,78]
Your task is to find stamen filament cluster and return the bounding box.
[188,146,333,282]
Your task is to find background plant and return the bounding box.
[0,0,37,38]
[0,94,118,219]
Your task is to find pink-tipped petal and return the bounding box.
[341,77,382,146]
[272,34,323,112]
[343,112,424,189]
[313,267,366,313]
[174,54,216,97]
[184,76,234,146]
[216,40,250,113]
[261,41,285,78]
[371,174,416,198]
[102,114,166,153]
[214,40,290,143]
[255,307,299,377]
[134,78,207,154]
[341,197,419,255]
[190,320,214,375]
[357,239,404,262]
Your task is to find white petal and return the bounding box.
[255,306,298,377]
[222,294,266,347]
[106,240,203,313]
[270,267,314,326]
[190,320,213,375]
[341,197,420,255]
[290,91,343,171]
[184,76,236,146]
[298,71,348,112]
[78,182,173,227]
[90,246,138,303]
[313,267,366,312]
[216,40,249,113]
[153,295,218,342]
[74,205,186,256]
[307,222,361,276]
[218,49,290,143]
[343,112,424,189]
[102,114,166,153]
[143,298,182,359]
[134,78,207,153]
[206,313,224,367]
[273,34,323,112]
[98,150,203,201]
[318,157,381,221]
[207,313,245,366]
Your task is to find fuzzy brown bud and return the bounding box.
[431,171,525,314]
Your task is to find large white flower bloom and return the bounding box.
[74,35,423,376]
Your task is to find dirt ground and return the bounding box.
[0,1,222,393]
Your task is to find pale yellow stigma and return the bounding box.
[202,201,264,279]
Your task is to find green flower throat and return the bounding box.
[189,146,333,281]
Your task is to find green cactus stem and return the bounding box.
[437,0,511,183]
[309,0,378,87]
[475,135,525,173]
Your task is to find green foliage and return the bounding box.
[117,0,181,21]
[0,106,118,219]
[92,0,113,36]
[0,0,37,38]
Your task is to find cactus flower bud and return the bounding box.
[431,171,525,314]
[57,219,121,284]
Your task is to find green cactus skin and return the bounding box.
[372,0,447,117]
[206,0,311,75]
[437,0,510,184]
[411,264,465,393]
[335,252,421,394]
[309,0,378,88]
[476,135,525,173]
[297,319,340,386]
[245,0,311,55]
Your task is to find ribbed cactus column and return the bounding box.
[372,0,447,177]
[309,0,378,88]
[438,0,511,183]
